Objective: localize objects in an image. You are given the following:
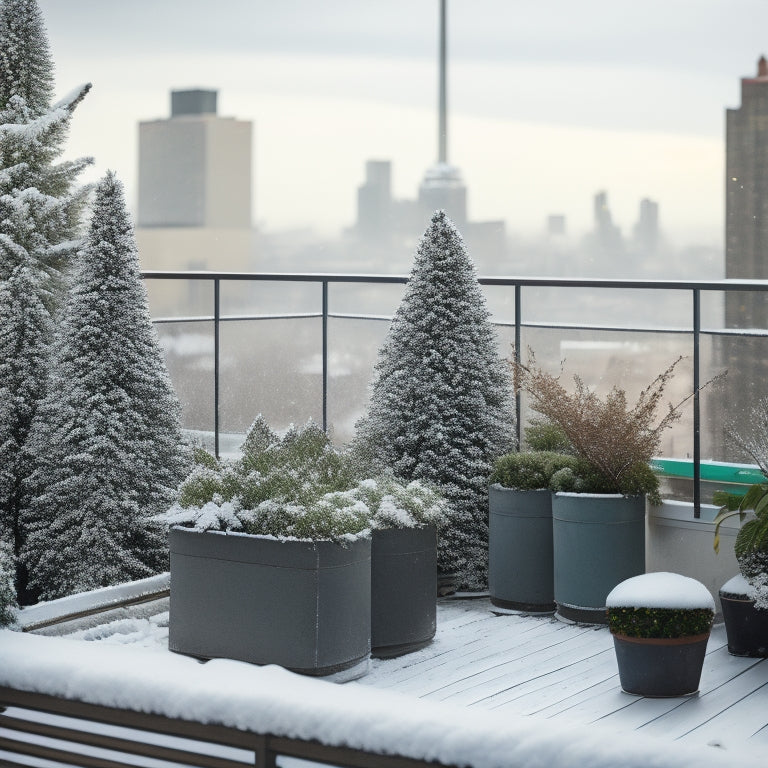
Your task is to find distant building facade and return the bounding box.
[138,89,252,229]
[136,89,255,312]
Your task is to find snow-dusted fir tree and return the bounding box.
[23,172,190,600]
[0,0,54,116]
[354,211,514,589]
[0,0,91,602]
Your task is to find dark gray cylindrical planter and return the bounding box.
[553,493,645,624]
[169,527,371,676]
[371,525,437,658]
[488,484,554,612]
[719,590,768,657]
[612,632,710,696]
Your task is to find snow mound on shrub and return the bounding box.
[607,572,715,610]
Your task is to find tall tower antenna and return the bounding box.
[438,0,447,164]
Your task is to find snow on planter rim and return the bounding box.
[0,630,760,768]
[721,573,758,598]
[606,572,715,610]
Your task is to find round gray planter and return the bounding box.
[371,525,437,658]
[719,589,768,657]
[612,632,710,696]
[169,527,371,676]
[552,493,645,624]
[488,484,554,612]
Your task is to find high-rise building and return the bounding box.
[633,198,659,254]
[725,56,768,327]
[593,191,623,251]
[136,89,255,312]
[710,57,768,461]
[138,89,252,229]
[356,161,393,241]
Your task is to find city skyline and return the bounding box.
[37,0,768,249]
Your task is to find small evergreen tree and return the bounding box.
[23,172,190,600]
[0,0,91,603]
[354,210,514,589]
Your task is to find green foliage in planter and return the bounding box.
[607,606,714,639]
[549,458,661,505]
[163,417,449,541]
[524,418,574,454]
[489,451,578,491]
[513,351,690,505]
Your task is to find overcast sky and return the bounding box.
[36,0,768,246]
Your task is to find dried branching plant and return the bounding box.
[512,351,695,500]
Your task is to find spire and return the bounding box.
[438,0,447,164]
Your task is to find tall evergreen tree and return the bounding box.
[0,0,54,117]
[0,0,91,602]
[23,172,190,600]
[354,210,514,589]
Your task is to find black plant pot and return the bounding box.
[488,485,554,612]
[169,527,371,676]
[612,632,710,696]
[719,589,768,657]
[371,526,437,658]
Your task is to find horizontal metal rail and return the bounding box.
[141,271,768,516]
[0,687,456,768]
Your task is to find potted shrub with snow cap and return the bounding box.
[607,572,715,697]
[512,351,691,624]
[160,419,372,679]
[355,475,448,657]
[488,447,578,613]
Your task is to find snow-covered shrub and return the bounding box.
[606,573,715,638]
[162,419,450,542]
[353,211,514,589]
[0,541,18,627]
[22,173,190,601]
[0,0,92,604]
[354,476,448,531]
[161,419,368,541]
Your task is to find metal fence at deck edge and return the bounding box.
[141,271,768,519]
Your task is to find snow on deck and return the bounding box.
[3,596,768,767]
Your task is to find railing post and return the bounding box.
[515,283,522,450]
[322,280,329,433]
[693,288,701,519]
[214,277,221,459]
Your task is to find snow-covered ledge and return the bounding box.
[647,500,741,613]
[0,631,761,768]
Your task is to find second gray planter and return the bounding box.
[552,493,645,624]
[489,484,554,612]
[371,525,437,657]
[169,527,371,676]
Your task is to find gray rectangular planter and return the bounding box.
[371,525,437,658]
[169,527,371,676]
[489,485,555,612]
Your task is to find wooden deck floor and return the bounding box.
[361,598,768,750]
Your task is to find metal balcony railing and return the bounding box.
[141,271,768,518]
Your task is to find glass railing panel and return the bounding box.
[217,317,323,446]
[154,319,215,447]
[145,276,214,320]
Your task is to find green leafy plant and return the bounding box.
[712,396,768,608]
[512,351,694,503]
[523,418,574,453]
[607,606,714,639]
[490,451,578,491]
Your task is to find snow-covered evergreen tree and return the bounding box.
[354,210,514,589]
[0,0,91,603]
[0,540,18,627]
[22,172,191,600]
[0,0,54,117]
